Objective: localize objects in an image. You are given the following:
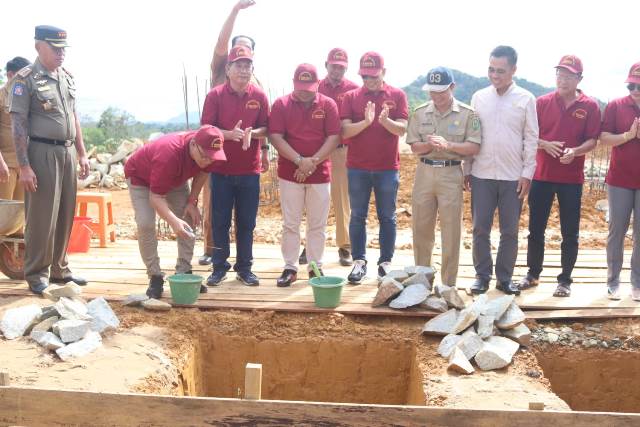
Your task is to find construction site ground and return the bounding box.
[1,153,639,421]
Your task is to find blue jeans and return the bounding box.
[347,168,399,264]
[526,180,582,285]
[210,173,260,272]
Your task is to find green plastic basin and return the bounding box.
[167,274,203,305]
[308,276,345,308]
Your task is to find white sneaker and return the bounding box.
[377,262,392,281]
[632,287,640,302]
[348,259,367,284]
[607,286,621,301]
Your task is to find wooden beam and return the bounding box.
[1,387,639,427]
[244,363,262,400]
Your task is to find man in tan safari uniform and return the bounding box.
[9,25,90,294]
[406,67,481,286]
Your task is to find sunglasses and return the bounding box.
[628,83,640,91]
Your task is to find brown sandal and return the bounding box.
[553,284,571,297]
[517,275,539,290]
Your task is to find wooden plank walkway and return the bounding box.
[0,240,638,319]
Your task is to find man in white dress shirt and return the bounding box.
[466,45,539,295]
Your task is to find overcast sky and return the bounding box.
[2,0,636,122]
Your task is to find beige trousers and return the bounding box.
[411,162,464,286]
[202,177,215,255]
[330,146,350,249]
[279,178,330,272]
[128,179,195,277]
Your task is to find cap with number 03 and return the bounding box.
[422,67,455,92]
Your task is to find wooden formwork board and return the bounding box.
[1,386,639,427]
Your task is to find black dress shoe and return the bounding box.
[277,269,297,287]
[50,276,88,286]
[496,280,521,296]
[28,280,48,295]
[470,277,490,294]
[146,275,165,299]
[298,248,307,265]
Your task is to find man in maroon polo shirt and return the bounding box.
[518,55,600,298]
[124,125,226,298]
[600,61,640,301]
[269,64,341,287]
[317,47,359,267]
[200,45,269,287]
[340,51,408,284]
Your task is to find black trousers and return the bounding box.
[526,180,582,285]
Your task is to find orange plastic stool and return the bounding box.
[75,192,116,247]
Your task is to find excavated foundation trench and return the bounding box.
[535,348,640,413]
[180,331,426,405]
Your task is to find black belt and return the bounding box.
[337,144,347,148]
[30,137,73,147]
[420,158,461,167]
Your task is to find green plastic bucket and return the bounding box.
[309,276,345,308]
[168,274,203,305]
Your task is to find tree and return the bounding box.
[97,107,138,141]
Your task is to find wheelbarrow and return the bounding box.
[0,199,25,280]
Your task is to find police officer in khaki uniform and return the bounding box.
[406,67,481,286]
[9,25,90,294]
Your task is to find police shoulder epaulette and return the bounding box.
[17,66,32,78]
[457,101,474,111]
[414,101,429,111]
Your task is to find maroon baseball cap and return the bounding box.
[358,52,384,77]
[228,45,253,63]
[194,125,226,162]
[327,48,348,67]
[555,55,583,75]
[293,63,319,91]
[625,62,640,84]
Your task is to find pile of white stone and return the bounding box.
[422,293,530,374]
[0,284,119,361]
[79,139,143,190]
[372,266,450,311]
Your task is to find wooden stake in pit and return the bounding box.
[0,370,9,386]
[244,363,262,400]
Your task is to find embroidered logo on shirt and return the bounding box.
[312,109,326,119]
[245,100,260,110]
[573,109,587,120]
[382,100,396,110]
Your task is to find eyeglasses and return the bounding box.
[628,83,640,91]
